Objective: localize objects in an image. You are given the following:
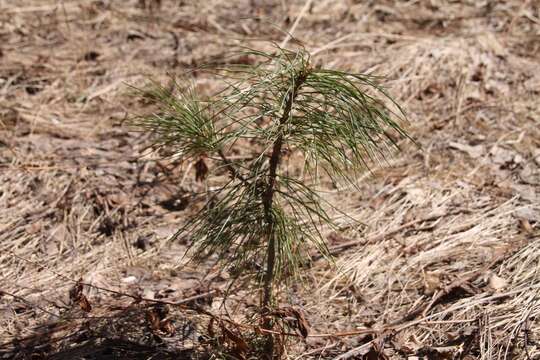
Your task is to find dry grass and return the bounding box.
[0,0,539,359]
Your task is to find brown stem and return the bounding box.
[261,69,308,358]
[218,149,247,183]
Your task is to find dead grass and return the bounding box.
[0,0,539,359]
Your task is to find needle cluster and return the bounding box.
[135,45,410,298]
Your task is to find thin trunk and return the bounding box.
[261,69,308,359]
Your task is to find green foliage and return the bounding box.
[135,82,222,158]
[134,45,410,292]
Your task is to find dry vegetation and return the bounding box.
[1,0,539,359]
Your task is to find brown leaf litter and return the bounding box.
[1,0,539,359]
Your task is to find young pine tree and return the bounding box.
[135,45,410,358]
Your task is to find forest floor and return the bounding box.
[0,0,539,359]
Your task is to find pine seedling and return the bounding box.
[135,45,411,357]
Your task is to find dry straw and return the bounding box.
[1,0,539,359]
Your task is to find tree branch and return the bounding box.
[260,69,309,358]
[218,149,247,183]
[262,69,309,308]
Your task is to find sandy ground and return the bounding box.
[1,0,539,358]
